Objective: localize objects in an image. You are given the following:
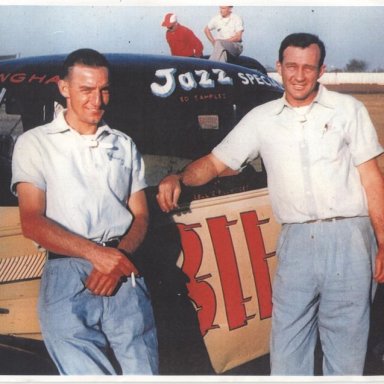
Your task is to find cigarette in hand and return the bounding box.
[131,272,136,287]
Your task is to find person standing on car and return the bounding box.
[204,6,244,62]
[11,48,158,375]
[162,13,204,58]
[156,33,384,375]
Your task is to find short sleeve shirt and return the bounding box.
[11,110,147,242]
[212,85,383,224]
[207,13,244,40]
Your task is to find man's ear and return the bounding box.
[58,79,69,98]
[318,64,326,79]
[276,60,282,76]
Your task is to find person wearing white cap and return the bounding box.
[161,13,204,58]
[204,6,244,62]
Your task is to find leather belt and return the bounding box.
[100,239,121,248]
[48,238,121,260]
[303,217,349,224]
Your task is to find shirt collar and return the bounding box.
[273,83,334,116]
[45,109,70,134]
[312,84,335,109]
[46,109,123,139]
[220,14,232,22]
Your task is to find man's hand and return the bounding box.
[156,174,182,213]
[86,247,139,296]
[89,246,138,279]
[86,269,121,296]
[156,154,228,213]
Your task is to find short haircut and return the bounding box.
[278,33,326,67]
[61,48,110,80]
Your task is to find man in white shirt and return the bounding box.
[12,48,158,375]
[204,6,244,62]
[156,33,384,375]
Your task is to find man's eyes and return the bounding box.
[79,88,110,94]
[286,65,316,72]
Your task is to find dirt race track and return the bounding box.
[327,84,384,174]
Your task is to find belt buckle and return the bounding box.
[100,238,120,248]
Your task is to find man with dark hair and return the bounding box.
[60,47,111,77]
[11,48,158,375]
[278,32,326,66]
[156,33,384,375]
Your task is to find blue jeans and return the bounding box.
[38,257,158,375]
[271,217,376,375]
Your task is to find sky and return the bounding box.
[0,1,383,71]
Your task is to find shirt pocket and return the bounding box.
[316,119,347,162]
[106,155,132,202]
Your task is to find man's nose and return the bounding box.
[295,67,305,81]
[89,90,101,106]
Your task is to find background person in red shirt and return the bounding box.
[161,13,204,58]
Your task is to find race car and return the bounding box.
[0,53,283,374]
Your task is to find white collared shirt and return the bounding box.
[207,13,244,40]
[11,110,147,242]
[213,85,383,224]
